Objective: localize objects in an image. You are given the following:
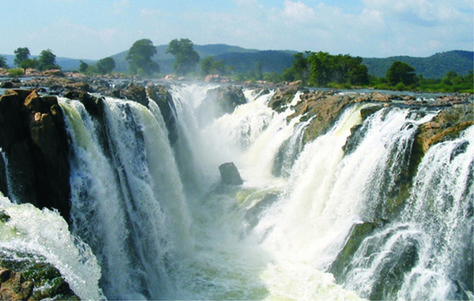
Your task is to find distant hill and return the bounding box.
[110,43,264,74]
[2,46,472,79]
[363,50,473,79]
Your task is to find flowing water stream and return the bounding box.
[0,83,472,300]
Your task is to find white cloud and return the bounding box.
[283,0,316,22]
[112,0,130,14]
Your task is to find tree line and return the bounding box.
[1,39,472,93]
[0,47,117,76]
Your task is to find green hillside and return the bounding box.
[363,50,473,79]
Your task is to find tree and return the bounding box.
[37,49,60,71]
[200,56,215,77]
[96,57,116,74]
[386,61,417,86]
[166,38,200,76]
[0,56,8,69]
[256,61,263,80]
[14,47,30,67]
[79,60,89,73]
[200,56,227,77]
[126,39,159,76]
[308,51,332,86]
[282,52,310,82]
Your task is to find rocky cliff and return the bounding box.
[0,89,71,223]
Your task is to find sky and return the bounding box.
[1,0,473,60]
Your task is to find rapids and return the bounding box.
[0,83,472,300]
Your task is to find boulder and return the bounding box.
[219,162,243,185]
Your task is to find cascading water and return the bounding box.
[0,194,104,300]
[60,96,192,300]
[0,83,472,300]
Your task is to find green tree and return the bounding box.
[256,61,263,80]
[308,51,332,86]
[79,60,89,73]
[282,52,310,82]
[200,56,227,77]
[126,39,159,76]
[0,56,8,68]
[166,38,200,76]
[96,57,116,74]
[37,49,60,71]
[200,56,215,76]
[14,47,30,67]
[386,61,417,86]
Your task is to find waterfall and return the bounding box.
[0,83,472,300]
[60,96,191,299]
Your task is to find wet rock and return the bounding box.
[412,103,474,168]
[147,85,178,144]
[329,220,385,278]
[197,86,246,125]
[288,91,354,143]
[64,90,104,118]
[0,89,71,223]
[268,85,299,112]
[0,268,34,300]
[219,162,243,185]
[0,251,80,300]
[0,210,9,222]
[110,84,149,106]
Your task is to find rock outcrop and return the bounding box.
[197,86,246,126]
[109,84,149,107]
[147,85,179,144]
[287,90,356,143]
[219,162,243,185]
[0,89,70,223]
[414,103,474,154]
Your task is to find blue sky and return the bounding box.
[1,0,472,60]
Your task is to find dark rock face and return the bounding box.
[64,90,104,118]
[219,162,243,185]
[147,85,179,144]
[0,89,70,223]
[108,84,149,107]
[197,86,246,126]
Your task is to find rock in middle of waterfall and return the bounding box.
[219,162,243,185]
